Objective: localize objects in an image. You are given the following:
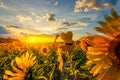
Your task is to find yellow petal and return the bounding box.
[5,70,15,76]
[15,57,22,66]
[3,74,9,79]
[87,51,108,55]
[15,57,24,70]
[86,60,94,65]
[7,77,24,80]
[93,62,105,76]
[87,54,107,60]
[11,60,23,74]
[29,56,36,66]
[21,54,26,64]
[88,47,109,52]
[24,52,30,68]
[16,56,27,72]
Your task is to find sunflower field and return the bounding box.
[0,41,94,80]
[1,9,120,80]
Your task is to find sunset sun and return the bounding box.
[20,36,63,43]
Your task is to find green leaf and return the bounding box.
[37,76,48,80]
[49,64,55,80]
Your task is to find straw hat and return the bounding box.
[61,31,74,43]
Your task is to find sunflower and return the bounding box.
[3,52,36,80]
[80,9,120,80]
[40,45,50,56]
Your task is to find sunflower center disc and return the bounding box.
[43,48,47,53]
[115,42,120,60]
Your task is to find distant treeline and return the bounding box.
[0,38,20,43]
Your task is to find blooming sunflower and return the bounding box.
[40,45,50,56]
[3,52,36,80]
[80,9,120,80]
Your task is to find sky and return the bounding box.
[0,0,120,41]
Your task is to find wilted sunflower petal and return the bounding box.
[111,8,119,19]
[98,21,115,34]
[104,14,112,22]
[94,27,114,37]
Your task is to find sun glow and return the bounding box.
[20,36,63,43]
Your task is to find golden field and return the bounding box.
[0,39,93,80]
[1,9,120,80]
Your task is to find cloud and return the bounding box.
[54,1,58,6]
[0,25,14,38]
[0,25,83,40]
[74,0,119,12]
[82,17,93,20]
[54,27,83,31]
[31,12,44,23]
[20,32,54,37]
[62,22,77,27]
[0,2,6,8]
[76,21,88,27]
[84,7,89,12]
[31,12,36,16]
[3,25,22,34]
[69,27,84,31]
[62,21,88,27]
[3,25,44,36]
[16,15,32,22]
[46,13,56,22]
[53,21,88,31]
[81,14,98,20]
[4,25,55,38]
[3,25,58,37]
[31,12,56,23]
[55,27,69,31]
[0,26,10,34]
[35,15,45,23]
